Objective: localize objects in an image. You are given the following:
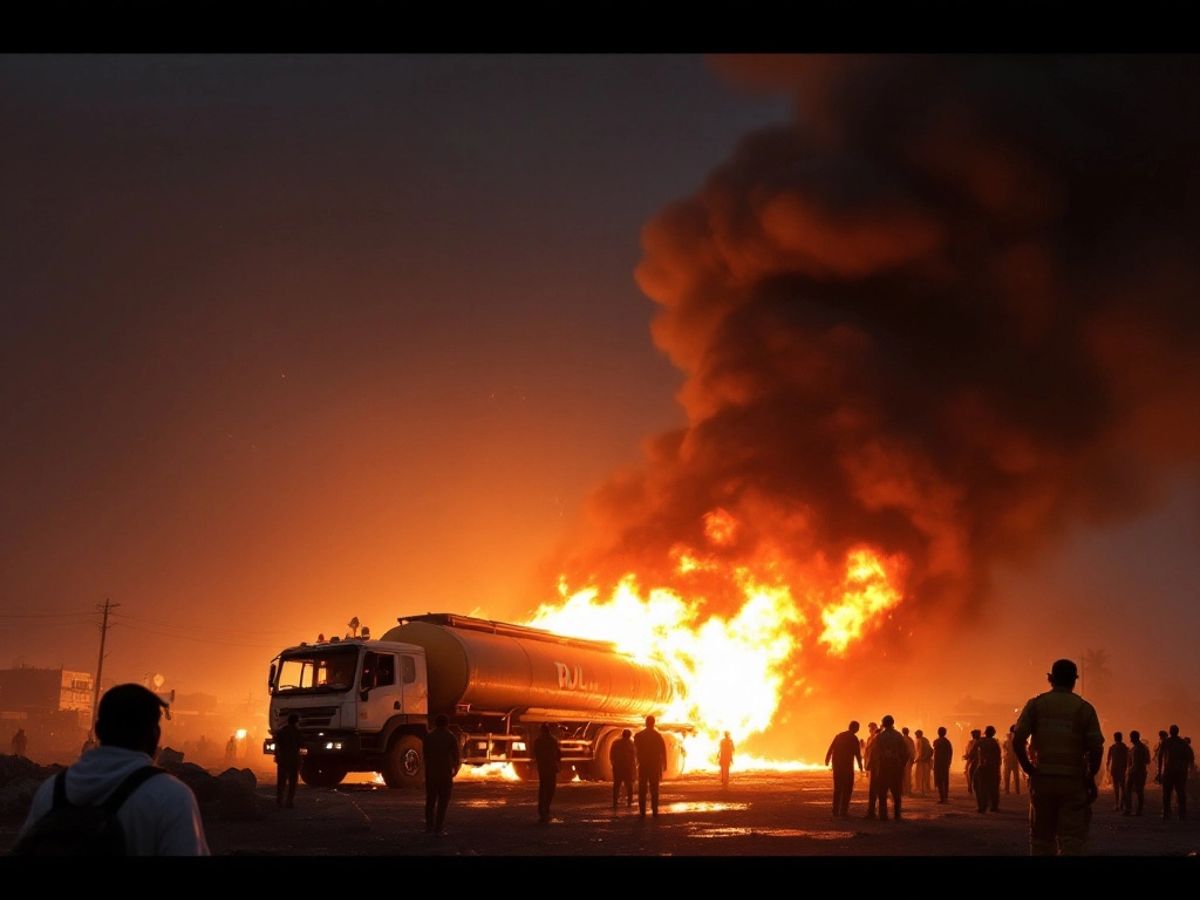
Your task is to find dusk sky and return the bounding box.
[2,55,1197,753]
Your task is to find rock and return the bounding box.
[216,767,261,821]
[157,746,185,768]
[163,761,221,805]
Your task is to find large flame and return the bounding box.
[526,511,904,770]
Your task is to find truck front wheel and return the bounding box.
[382,734,424,789]
[300,757,348,788]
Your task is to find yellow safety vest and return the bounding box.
[1015,688,1102,777]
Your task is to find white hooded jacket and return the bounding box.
[18,745,210,855]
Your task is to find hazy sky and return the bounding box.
[2,56,1196,747]
[0,55,788,695]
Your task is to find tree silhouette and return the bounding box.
[348,616,360,638]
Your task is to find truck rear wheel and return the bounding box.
[663,733,685,780]
[583,729,619,782]
[300,757,348,788]
[511,762,537,782]
[382,734,424,789]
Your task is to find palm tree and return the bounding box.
[347,616,360,638]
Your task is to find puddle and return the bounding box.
[689,827,856,840]
[660,801,750,814]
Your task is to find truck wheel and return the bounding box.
[584,730,618,782]
[382,734,424,789]
[511,762,537,782]
[663,733,685,780]
[300,757,348,788]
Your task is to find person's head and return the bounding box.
[1130,730,1141,743]
[1159,730,1169,740]
[1169,724,1180,737]
[95,684,168,756]
[622,729,631,739]
[1048,658,1078,689]
[868,722,878,733]
[971,729,981,738]
[985,725,996,738]
[540,723,550,735]
[849,721,860,734]
[287,713,299,726]
[724,731,731,739]
[881,715,894,729]
[645,715,656,729]
[434,713,449,729]
[1113,731,1123,742]
[937,727,947,738]
[901,727,909,736]
[915,729,923,738]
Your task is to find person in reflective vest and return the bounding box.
[1013,658,1104,856]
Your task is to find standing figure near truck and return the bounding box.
[634,715,668,819]
[275,714,303,808]
[533,724,562,824]
[610,729,636,809]
[423,714,460,835]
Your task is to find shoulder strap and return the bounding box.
[102,766,166,816]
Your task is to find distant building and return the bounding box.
[0,666,94,726]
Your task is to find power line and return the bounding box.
[0,610,96,619]
[111,620,282,650]
[109,611,299,635]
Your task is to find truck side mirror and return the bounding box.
[268,663,276,692]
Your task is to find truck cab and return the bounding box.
[265,637,431,787]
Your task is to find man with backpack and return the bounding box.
[14,683,209,855]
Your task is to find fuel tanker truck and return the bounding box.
[263,613,691,788]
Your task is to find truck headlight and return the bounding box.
[324,741,344,751]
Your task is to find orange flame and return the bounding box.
[528,512,905,770]
[819,548,904,656]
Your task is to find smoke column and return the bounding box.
[549,57,1200,733]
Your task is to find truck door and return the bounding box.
[359,651,402,733]
[400,653,428,716]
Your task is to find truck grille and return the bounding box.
[280,706,338,728]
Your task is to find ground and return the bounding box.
[3,766,1196,857]
[11,768,1184,857]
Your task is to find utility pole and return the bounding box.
[91,598,119,727]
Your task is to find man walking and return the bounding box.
[824,721,863,817]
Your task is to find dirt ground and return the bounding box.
[10,768,1185,857]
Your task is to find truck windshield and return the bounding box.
[273,646,360,695]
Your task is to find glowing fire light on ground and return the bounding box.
[457,763,521,782]
[527,514,904,770]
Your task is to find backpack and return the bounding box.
[11,766,165,856]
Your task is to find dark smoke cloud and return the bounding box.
[560,56,1200,652]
